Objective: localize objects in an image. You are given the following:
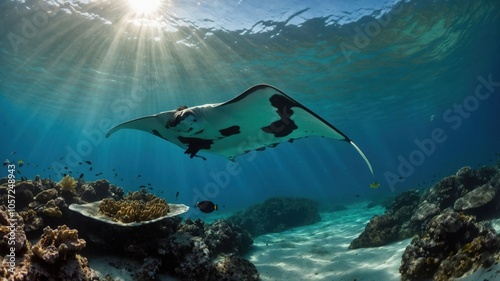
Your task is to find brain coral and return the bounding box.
[98,192,170,223]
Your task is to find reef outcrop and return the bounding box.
[209,255,259,281]
[350,165,500,249]
[32,225,86,264]
[349,190,421,249]
[227,196,321,237]
[399,210,500,281]
[0,209,95,281]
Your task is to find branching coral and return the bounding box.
[98,192,170,223]
[57,175,77,194]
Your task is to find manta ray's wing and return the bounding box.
[202,84,373,175]
[105,110,187,150]
[106,84,373,175]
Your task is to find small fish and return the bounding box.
[148,187,153,190]
[175,191,179,200]
[64,166,69,170]
[147,183,151,186]
[355,194,360,197]
[10,151,16,155]
[369,181,381,189]
[195,201,218,213]
[21,176,27,181]
[90,167,93,171]
[78,162,82,165]
[137,174,141,178]
[3,159,10,166]
[16,170,21,174]
[85,161,92,165]
[79,173,84,179]
[95,172,102,176]
[17,160,24,167]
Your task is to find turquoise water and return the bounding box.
[1,0,499,215]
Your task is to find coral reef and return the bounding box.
[1,175,260,280]
[0,211,95,281]
[349,190,421,249]
[351,165,500,249]
[32,225,86,264]
[399,210,500,281]
[98,194,170,223]
[227,197,321,237]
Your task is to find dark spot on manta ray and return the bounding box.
[262,94,299,137]
[154,129,212,159]
[219,125,240,136]
[178,136,214,158]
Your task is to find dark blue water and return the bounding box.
[1,0,499,215]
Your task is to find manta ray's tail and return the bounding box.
[349,141,374,176]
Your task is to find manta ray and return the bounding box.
[106,84,373,175]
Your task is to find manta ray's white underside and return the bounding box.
[106,84,373,175]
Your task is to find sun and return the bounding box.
[128,0,162,15]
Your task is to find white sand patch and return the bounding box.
[246,204,500,281]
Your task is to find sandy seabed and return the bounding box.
[246,204,500,281]
[88,203,500,281]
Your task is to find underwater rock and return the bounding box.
[0,209,27,253]
[410,200,439,222]
[32,225,86,264]
[421,175,459,210]
[159,233,212,280]
[454,184,496,211]
[349,190,420,249]
[80,179,113,202]
[203,220,253,257]
[13,181,39,210]
[178,218,205,236]
[19,209,43,232]
[209,255,259,281]
[399,209,500,281]
[41,199,63,218]
[227,197,321,237]
[34,188,58,203]
[133,257,162,281]
[27,252,96,281]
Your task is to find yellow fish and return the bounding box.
[17,159,24,167]
[369,181,380,189]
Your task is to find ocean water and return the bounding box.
[1,0,499,218]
